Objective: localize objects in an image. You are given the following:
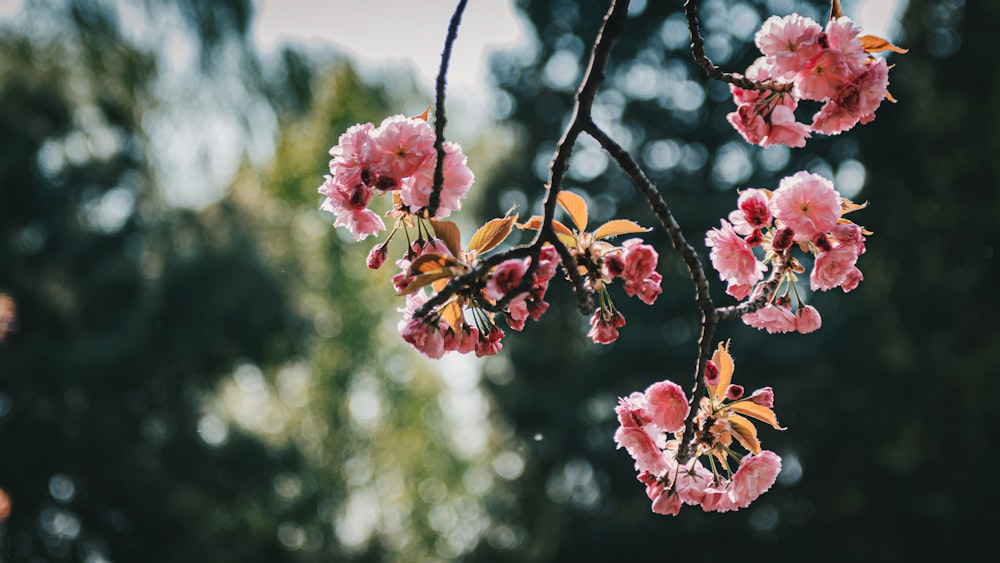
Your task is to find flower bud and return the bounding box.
[750,387,774,408]
[772,227,794,252]
[704,360,720,387]
[813,233,832,253]
[602,252,626,279]
[367,244,388,270]
[726,384,744,401]
[739,191,772,228]
[745,228,764,247]
[795,305,822,334]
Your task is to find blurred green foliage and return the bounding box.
[0,0,995,562]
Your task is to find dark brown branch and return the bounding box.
[427,0,468,219]
[683,0,792,93]
[414,245,534,318]
[585,122,719,463]
[530,0,630,315]
[717,253,791,320]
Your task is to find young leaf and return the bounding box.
[859,35,908,54]
[592,219,651,240]
[408,253,460,275]
[516,216,575,237]
[468,214,519,255]
[557,190,589,232]
[440,301,464,331]
[728,413,762,455]
[730,402,786,431]
[430,219,463,258]
[710,341,735,404]
[397,270,454,295]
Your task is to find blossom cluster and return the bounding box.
[518,190,663,345]
[615,342,783,515]
[705,171,868,334]
[728,12,905,147]
[395,238,561,360]
[318,111,474,241]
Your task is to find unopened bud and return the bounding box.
[704,360,720,386]
[375,175,399,191]
[745,228,764,247]
[772,227,794,252]
[726,384,744,401]
[602,253,626,278]
[348,184,371,210]
[813,233,832,252]
[367,244,388,270]
[750,387,774,408]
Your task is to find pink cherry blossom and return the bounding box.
[627,272,663,305]
[726,282,753,301]
[622,239,658,284]
[797,47,850,101]
[726,384,745,401]
[840,265,864,293]
[810,243,859,291]
[730,189,772,235]
[614,426,668,475]
[328,122,376,186]
[763,104,811,148]
[832,222,866,255]
[486,259,528,301]
[644,380,689,434]
[755,14,823,79]
[370,114,435,180]
[705,220,766,287]
[616,392,651,428]
[588,309,626,345]
[770,172,841,241]
[318,176,386,241]
[728,451,782,510]
[475,326,504,357]
[795,304,822,333]
[743,302,797,334]
[651,489,683,516]
[750,387,775,409]
[727,104,768,145]
[704,360,720,387]
[366,244,388,270]
[399,317,445,359]
[674,459,714,507]
[824,17,867,70]
[400,141,475,218]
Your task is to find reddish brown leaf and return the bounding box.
[430,219,463,258]
[557,190,589,232]
[859,35,909,54]
[467,214,519,255]
[592,219,651,240]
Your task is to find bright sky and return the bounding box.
[253,0,528,100]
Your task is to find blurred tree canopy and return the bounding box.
[0,0,996,562]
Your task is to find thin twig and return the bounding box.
[427,0,469,219]
[683,0,792,93]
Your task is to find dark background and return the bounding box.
[0,0,993,561]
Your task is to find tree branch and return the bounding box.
[427,0,469,219]
[683,0,792,93]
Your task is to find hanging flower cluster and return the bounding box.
[705,171,869,334]
[319,0,895,519]
[517,190,662,344]
[615,342,783,515]
[392,224,561,359]
[318,110,474,241]
[728,11,907,147]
